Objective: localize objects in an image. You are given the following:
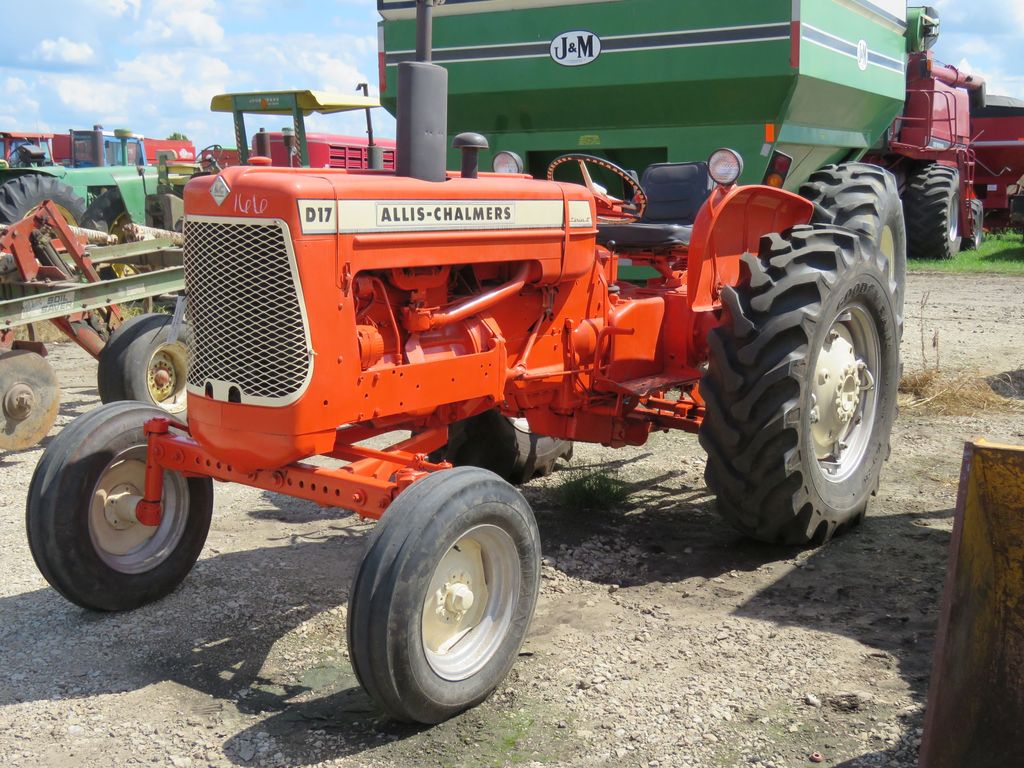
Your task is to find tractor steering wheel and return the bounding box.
[547,154,647,223]
[199,144,227,173]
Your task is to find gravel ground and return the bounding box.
[1,271,1022,768]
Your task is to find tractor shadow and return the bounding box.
[525,453,952,764]
[0,508,427,763]
[0,447,952,766]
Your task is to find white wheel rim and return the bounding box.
[422,524,520,681]
[147,342,188,414]
[809,304,881,483]
[948,194,960,242]
[88,446,189,573]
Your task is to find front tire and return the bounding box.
[82,188,131,242]
[904,163,961,259]
[97,313,189,416]
[963,199,984,251]
[347,467,541,723]
[699,225,900,545]
[26,401,212,611]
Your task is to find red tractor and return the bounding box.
[25,1,904,724]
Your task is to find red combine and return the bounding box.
[250,129,397,170]
[866,29,986,258]
[971,95,1024,230]
[145,138,197,164]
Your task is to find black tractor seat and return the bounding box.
[597,161,712,251]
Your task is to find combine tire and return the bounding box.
[82,188,131,241]
[0,175,85,225]
[963,199,984,251]
[97,313,189,416]
[699,225,900,545]
[348,467,540,723]
[26,401,213,611]
[431,409,572,484]
[800,162,907,318]
[903,163,961,259]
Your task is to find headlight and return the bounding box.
[708,148,744,187]
[492,150,524,174]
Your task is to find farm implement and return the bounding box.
[0,203,184,449]
[27,1,904,725]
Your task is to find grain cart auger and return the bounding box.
[26,0,903,724]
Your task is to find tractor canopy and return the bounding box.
[210,90,384,167]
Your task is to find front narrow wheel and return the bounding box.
[347,467,541,723]
[98,314,189,416]
[26,401,212,611]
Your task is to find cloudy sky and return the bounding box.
[0,0,1021,150]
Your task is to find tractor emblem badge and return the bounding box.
[210,175,230,206]
[550,30,601,67]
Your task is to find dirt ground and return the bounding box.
[1,271,1022,768]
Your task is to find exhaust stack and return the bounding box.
[395,0,448,182]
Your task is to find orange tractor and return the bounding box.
[26,2,904,724]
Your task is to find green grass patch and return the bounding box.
[908,231,1024,274]
[549,465,633,512]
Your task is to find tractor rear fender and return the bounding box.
[106,170,158,224]
[686,184,813,313]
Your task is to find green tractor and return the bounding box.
[0,126,159,230]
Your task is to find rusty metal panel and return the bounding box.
[919,441,1024,768]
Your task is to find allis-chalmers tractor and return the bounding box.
[27,2,903,724]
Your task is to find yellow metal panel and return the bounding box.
[919,440,1024,768]
[209,90,380,115]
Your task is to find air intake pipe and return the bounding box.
[395,0,448,183]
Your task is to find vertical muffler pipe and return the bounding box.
[92,125,106,167]
[396,0,448,182]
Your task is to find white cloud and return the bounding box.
[35,37,95,65]
[92,0,141,17]
[52,75,130,119]
[143,0,224,46]
[3,77,41,121]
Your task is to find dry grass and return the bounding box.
[899,367,1024,415]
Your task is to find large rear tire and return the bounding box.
[699,225,901,545]
[347,467,541,723]
[800,162,906,318]
[0,175,86,225]
[431,410,572,484]
[26,401,212,611]
[904,163,961,260]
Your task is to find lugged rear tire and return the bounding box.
[903,163,961,259]
[699,225,901,545]
[0,174,86,225]
[800,162,906,318]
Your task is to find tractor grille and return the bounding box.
[183,217,312,405]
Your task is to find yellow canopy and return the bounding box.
[210,90,380,116]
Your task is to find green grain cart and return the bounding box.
[379,0,915,186]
